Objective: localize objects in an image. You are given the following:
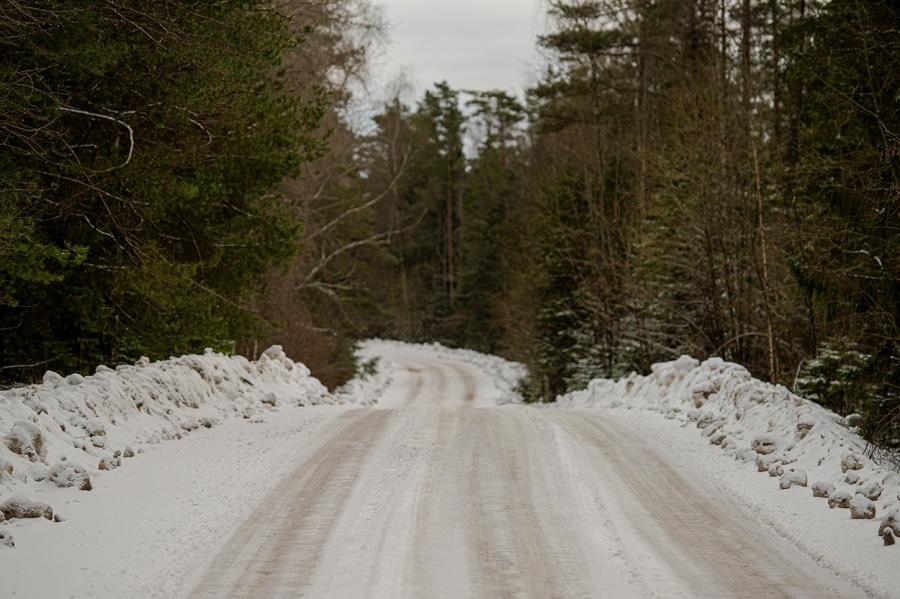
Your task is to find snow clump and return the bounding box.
[857,480,883,501]
[849,494,877,520]
[0,494,53,520]
[97,456,120,471]
[751,434,781,455]
[779,468,807,490]
[812,481,835,498]
[828,490,853,509]
[844,471,862,485]
[48,462,92,490]
[879,510,899,545]
[845,413,864,428]
[3,421,46,462]
[841,451,865,473]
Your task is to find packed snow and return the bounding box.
[355,339,526,406]
[1,342,894,597]
[0,340,524,597]
[0,346,345,559]
[557,355,900,596]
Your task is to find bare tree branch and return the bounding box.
[59,106,134,172]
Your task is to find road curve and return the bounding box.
[188,352,864,599]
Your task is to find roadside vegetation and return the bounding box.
[1,1,897,447]
[352,0,899,448]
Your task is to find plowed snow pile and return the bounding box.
[558,355,900,593]
[0,345,337,538]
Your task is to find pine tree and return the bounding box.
[0,1,327,378]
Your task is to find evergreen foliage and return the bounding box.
[1,2,326,378]
[353,0,899,444]
[784,0,899,442]
[1,0,896,448]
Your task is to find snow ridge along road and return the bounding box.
[188,343,865,599]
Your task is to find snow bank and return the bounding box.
[558,355,900,553]
[0,494,54,521]
[356,339,527,405]
[333,352,394,407]
[47,461,92,490]
[0,345,337,535]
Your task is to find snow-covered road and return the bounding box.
[186,347,864,599]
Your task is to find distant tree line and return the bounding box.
[2,0,897,447]
[0,1,376,382]
[353,0,898,446]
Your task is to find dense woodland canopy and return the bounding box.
[1,1,898,446]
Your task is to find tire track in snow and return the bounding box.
[446,362,477,403]
[409,407,474,598]
[461,406,639,599]
[303,374,441,598]
[188,349,864,599]
[546,411,861,598]
[462,409,593,599]
[188,408,394,598]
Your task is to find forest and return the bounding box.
[1,1,898,446]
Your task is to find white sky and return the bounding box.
[370,0,545,102]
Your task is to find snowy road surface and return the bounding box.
[187,348,863,599]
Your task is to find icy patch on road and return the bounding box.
[356,339,527,405]
[558,356,900,596]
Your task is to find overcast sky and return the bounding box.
[371,0,545,102]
